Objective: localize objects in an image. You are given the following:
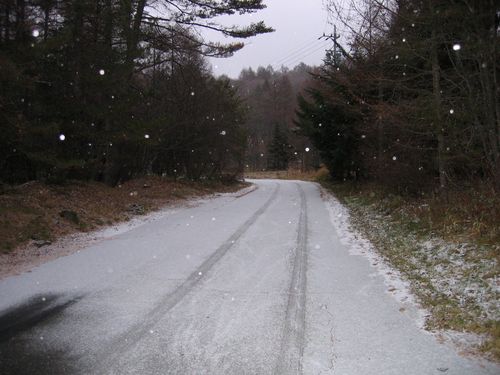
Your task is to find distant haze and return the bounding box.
[203,0,331,78]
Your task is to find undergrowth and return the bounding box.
[245,166,330,181]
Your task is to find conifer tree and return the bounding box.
[267,125,290,171]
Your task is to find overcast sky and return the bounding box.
[201,0,331,78]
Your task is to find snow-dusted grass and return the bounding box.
[321,182,500,361]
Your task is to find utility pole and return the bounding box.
[320,25,352,65]
[320,25,341,67]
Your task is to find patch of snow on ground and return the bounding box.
[417,238,499,322]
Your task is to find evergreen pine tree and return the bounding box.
[267,125,290,170]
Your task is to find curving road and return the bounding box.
[0,180,497,374]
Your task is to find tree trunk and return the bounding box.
[430,9,446,194]
[104,0,112,48]
[72,2,84,101]
[15,0,25,42]
[125,0,147,71]
[491,0,500,188]
[3,1,12,43]
[43,2,50,41]
[377,82,384,177]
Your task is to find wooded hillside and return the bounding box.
[234,64,320,172]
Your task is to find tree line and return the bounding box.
[234,64,320,172]
[0,0,272,185]
[296,0,499,193]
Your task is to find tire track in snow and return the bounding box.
[275,183,308,375]
[95,183,280,373]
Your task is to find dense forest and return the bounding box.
[0,0,272,186]
[233,63,319,172]
[296,0,499,193]
[2,0,498,195]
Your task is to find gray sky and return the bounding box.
[202,0,331,78]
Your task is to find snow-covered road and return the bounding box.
[0,180,497,374]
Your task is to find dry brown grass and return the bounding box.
[329,182,500,248]
[0,176,246,254]
[244,166,329,181]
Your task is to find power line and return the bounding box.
[273,37,326,66]
[276,42,330,70]
[273,40,329,70]
[273,37,324,65]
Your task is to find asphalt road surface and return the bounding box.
[0,180,497,374]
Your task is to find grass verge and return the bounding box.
[321,179,499,361]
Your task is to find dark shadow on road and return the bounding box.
[0,293,83,374]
